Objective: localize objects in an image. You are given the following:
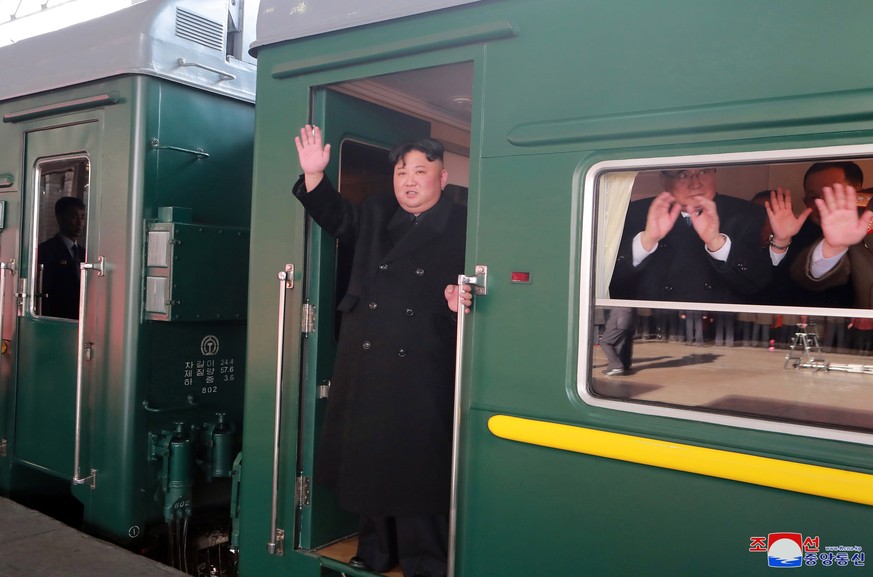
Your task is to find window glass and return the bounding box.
[587,155,873,435]
[33,156,89,319]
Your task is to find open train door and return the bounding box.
[296,88,431,550]
[13,120,102,496]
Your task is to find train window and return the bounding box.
[582,148,873,440]
[32,155,90,320]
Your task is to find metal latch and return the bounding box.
[270,528,285,556]
[302,303,316,334]
[468,265,488,296]
[16,278,26,316]
[295,476,311,507]
[317,379,331,399]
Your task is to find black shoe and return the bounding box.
[348,556,370,570]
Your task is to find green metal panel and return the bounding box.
[238,78,311,576]
[144,221,250,322]
[460,411,871,577]
[146,81,254,228]
[129,78,254,541]
[245,1,873,576]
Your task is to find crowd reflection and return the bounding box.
[597,308,872,356]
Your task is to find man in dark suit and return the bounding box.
[38,196,86,319]
[293,125,468,577]
[790,182,873,308]
[610,168,772,305]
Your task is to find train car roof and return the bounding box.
[0,0,256,103]
[251,0,482,54]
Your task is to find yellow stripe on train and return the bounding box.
[488,414,873,506]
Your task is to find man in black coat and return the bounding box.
[610,168,772,305]
[293,125,468,577]
[38,196,86,319]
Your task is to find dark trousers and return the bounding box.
[357,514,448,577]
[600,307,635,371]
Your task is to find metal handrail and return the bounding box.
[0,260,15,346]
[72,256,104,488]
[177,58,236,81]
[448,265,487,577]
[268,264,294,555]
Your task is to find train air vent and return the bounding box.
[175,8,224,51]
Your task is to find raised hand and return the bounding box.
[640,191,682,251]
[765,188,811,248]
[687,196,725,251]
[816,183,873,258]
[294,125,331,190]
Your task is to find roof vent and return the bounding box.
[175,7,224,51]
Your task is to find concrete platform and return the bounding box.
[0,496,185,577]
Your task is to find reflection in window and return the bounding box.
[589,155,873,435]
[33,156,89,319]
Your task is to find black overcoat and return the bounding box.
[293,175,466,516]
[610,194,771,303]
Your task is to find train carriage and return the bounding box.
[240,1,873,576]
[0,0,257,566]
[4,0,873,576]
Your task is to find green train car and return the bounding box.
[239,1,873,576]
[0,0,256,570]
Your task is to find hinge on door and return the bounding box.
[301,303,316,334]
[295,475,311,507]
[273,528,285,556]
[0,438,6,457]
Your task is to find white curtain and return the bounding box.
[596,171,637,299]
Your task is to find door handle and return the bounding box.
[448,265,487,577]
[0,259,15,346]
[268,264,294,556]
[72,256,104,489]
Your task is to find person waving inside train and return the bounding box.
[610,167,772,303]
[292,125,470,577]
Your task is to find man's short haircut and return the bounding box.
[803,161,864,189]
[751,190,773,204]
[389,138,445,166]
[55,196,86,217]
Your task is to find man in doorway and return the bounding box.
[38,196,86,319]
[610,168,772,305]
[293,125,469,577]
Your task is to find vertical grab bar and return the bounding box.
[72,256,104,488]
[0,260,15,345]
[448,265,487,577]
[268,264,294,556]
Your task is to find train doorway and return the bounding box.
[296,64,473,570]
[15,121,100,484]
